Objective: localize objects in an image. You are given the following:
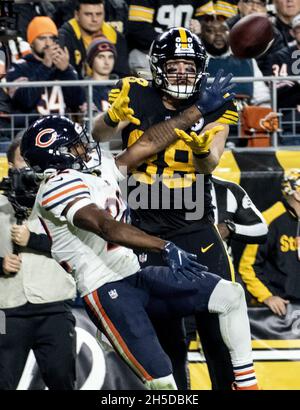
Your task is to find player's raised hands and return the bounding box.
[195,69,236,116]
[174,125,224,156]
[107,77,141,125]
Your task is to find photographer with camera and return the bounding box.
[0,137,77,390]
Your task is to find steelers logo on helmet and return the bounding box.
[149,27,207,100]
[281,169,300,196]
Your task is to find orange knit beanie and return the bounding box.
[27,16,58,44]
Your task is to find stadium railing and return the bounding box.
[1,76,300,152]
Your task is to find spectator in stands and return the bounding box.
[0,0,31,73]
[52,0,77,29]
[263,14,300,144]
[226,0,285,74]
[53,0,129,34]
[190,0,239,36]
[0,37,31,71]
[264,13,300,108]
[104,0,129,34]
[127,0,221,74]
[86,37,117,113]
[12,1,55,40]
[58,0,129,79]
[227,0,267,28]
[201,16,271,106]
[6,16,85,128]
[273,0,300,46]
[0,138,76,390]
[86,38,122,151]
[239,169,300,316]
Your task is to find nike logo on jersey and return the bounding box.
[201,243,214,253]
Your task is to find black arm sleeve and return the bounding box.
[0,256,4,276]
[27,233,52,254]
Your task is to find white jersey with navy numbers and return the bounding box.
[35,151,140,297]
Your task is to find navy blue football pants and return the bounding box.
[83,265,221,382]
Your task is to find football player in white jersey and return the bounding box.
[21,114,259,390]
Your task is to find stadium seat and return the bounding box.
[240,106,277,147]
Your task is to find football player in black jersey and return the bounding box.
[92,27,240,390]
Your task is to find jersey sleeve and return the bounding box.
[101,150,126,182]
[39,171,92,223]
[238,241,273,303]
[204,100,239,126]
[230,184,268,244]
[127,0,157,50]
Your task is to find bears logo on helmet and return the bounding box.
[35,128,58,148]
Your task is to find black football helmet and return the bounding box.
[20,115,101,173]
[149,27,207,99]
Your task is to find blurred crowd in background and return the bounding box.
[1,0,300,147]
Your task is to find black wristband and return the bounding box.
[193,150,210,159]
[103,112,119,128]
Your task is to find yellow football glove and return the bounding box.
[107,77,140,125]
[108,87,120,104]
[174,125,224,155]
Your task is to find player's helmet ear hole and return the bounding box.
[149,27,207,99]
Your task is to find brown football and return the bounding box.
[229,13,274,59]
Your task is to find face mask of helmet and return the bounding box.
[163,60,205,99]
[61,126,100,172]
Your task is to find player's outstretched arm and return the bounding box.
[62,200,207,282]
[65,201,166,252]
[115,71,234,172]
[93,70,235,163]
[92,78,134,142]
[115,104,202,172]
